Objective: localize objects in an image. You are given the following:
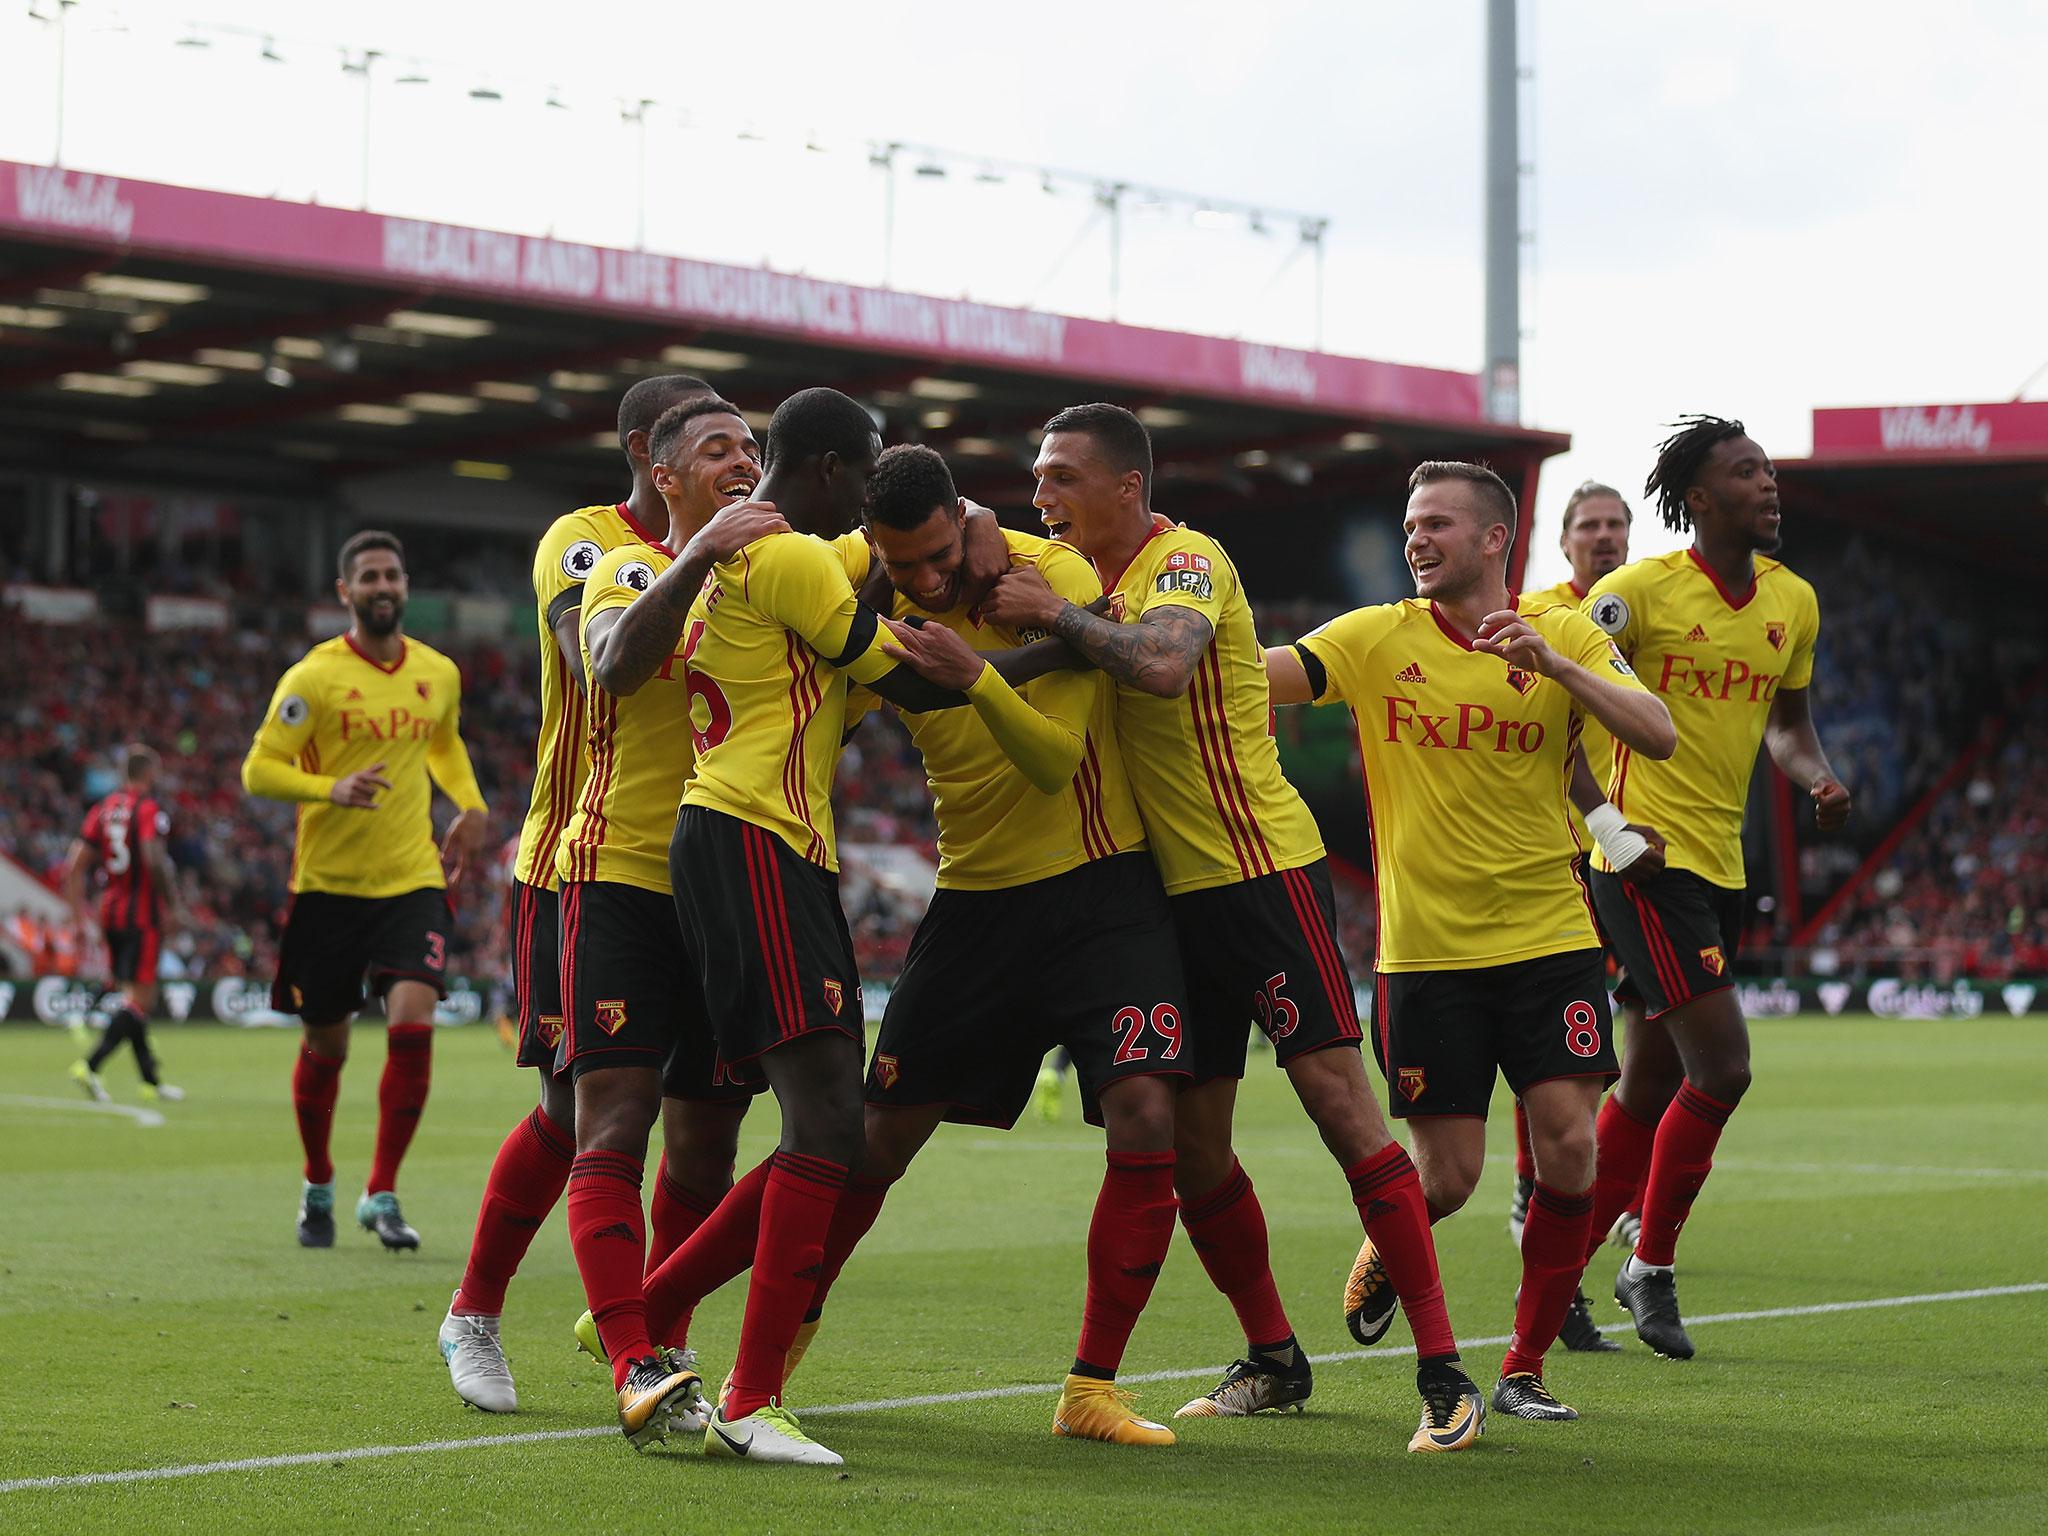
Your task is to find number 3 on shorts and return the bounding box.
[1564,999,1601,1058]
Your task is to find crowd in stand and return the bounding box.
[5,536,2043,996]
[0,609,534,985]
[1818,687,2048,980]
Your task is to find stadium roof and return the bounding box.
[1776,402,2048,579]
[0,159,1568,536]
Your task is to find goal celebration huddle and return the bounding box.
[238,378,1847,1466]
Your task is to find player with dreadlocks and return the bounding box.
[1572,416,1849,1357]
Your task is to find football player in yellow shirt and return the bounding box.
[980,404,1483,1453]
[441,373,721,1414]
[242,530,487,1253]
[1577,417,1849,1359]
[1509,479,1636,1353]
[1266,462,1674,1421]
[602,388,993,1466]
[799,444,1188,1446]
[548,395,795,1449]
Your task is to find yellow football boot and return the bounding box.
[1052,1374,1176,1447]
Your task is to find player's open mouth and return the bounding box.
[1043,518,1072,540]
[1413,557,1442,577]
[717,476,757,501]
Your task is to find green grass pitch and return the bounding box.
[2,1016,2044,1533]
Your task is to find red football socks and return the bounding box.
[643,1156,773,1348]
[453,1106,573,1316]
[724,1151,848,1421]
[1346,1142,1458,1360]
[1584,1093,1659,1262]
[809,1174,897,1316]
[1179,1159,1292,1350]
[1073,1149,1176,1377]
[1513,1100,1536,1182]
[1635,1082,1736,1267]
[292,1046,344,1186]
[1501,1181,1595,1377]
[647,1154,724,1274]
[365,1023,433,1195]
[566,1148,651,1390]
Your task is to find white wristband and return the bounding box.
[1585,802,1649,871]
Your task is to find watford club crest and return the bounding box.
[1107,592,1128,623]
[537,1014,565,1050]
[1506,667,1536,696]
[1397,1066,1427,1102]
[1765,622,1787,652]
[874,1053,900,1090]
[1699,946,1727,978]
[415,679,432,701]
[594,998,628,1034]
[822,978,845,1016]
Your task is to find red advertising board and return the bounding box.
[1810,401,2048,462]
[2,160,1485,426]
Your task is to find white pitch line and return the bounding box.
[973,1139,2048,1182]
[0,1094,164,1129]
[3,1281,2041,1496]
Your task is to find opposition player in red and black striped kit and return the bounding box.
[63,744,188,1102]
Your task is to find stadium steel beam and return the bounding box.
[0,292,422,392]
[1484,0,1520,425]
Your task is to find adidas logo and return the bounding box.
[1395,662,1427,684]
[593,1222,636,1242]
[1365,1198,1398,1219]
[346,687,364,700]
[793,1262,826,1281]
[1121,1261,1164,1280]
[1685,624,1710,642]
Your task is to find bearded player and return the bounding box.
[242,531,487,1251]
[1577,417,1847,1359]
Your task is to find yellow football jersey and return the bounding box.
[1526,576,1612,851]
[1586,549,1818,889]
[243,634,485,898]
[680,532,897,870]
[514,500,670,889]
[557,542,695,894]
[882,529,1146,890]
[1298,595,1646,971]
[1099,518,1323,895]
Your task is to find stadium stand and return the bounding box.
[0,606,533,984]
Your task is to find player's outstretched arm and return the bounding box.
[589,499,790,695]
[1765,687,1852,831]
[882,618,1086,793]
[58,837,90,914]
[1567,746,1665,878]
[1475,612,1676,759]
[549,604,588,693]
[143,841,190,929]
[1262,645,1314,706]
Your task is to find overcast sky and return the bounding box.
[6,0,2044,586]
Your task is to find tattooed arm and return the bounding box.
[979,566,1209,698]
[587,501,788,695]
[1050,603,1212,698]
